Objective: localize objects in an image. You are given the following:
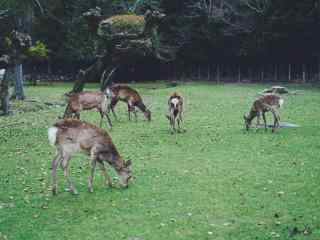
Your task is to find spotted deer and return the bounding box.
[48,119,132,195]
[106,85,151,121]
[244,93,284,132]
[63,91,112,129]
[166,92,183,133]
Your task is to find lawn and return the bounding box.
[0,82,319,240]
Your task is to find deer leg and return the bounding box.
[62,104,71,118]
[88,158,97,193]
[99,110,104,128]
[178,111,183,123]
[133,107,138,122]
[127,104,132,121]
[262,112,267,130]
[98,161,113,187]
[51,150,62,195]
[269,108,278,133]
[274,109,280,128]
[171,116,176,134]
[256,112,261,129]
[104,112,113,129]
[109,98,118,121]
[60,154,78,195]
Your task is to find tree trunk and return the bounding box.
[207,64,210,81]
[302,64,306,83]
[71,57,107,93]
[261,65,264,82]
[248,67,252,82]
[0,69,10,115]
[238,65,241,83]
[14,64,24,100]
[318,61,320,82]
[216,64,220,83]
[288,63,291,82]
[274,64,278,82]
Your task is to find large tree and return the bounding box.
[70,2,176,93]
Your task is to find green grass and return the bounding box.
[0,82,319,240]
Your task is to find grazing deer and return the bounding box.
[106,85,151,121]
[63,91,112,129]
[48,119,132,195]
[166,92,183,133]
[244,93,284,132]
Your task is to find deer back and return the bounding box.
[111,85,141,103]
[53,120,115,154]
[68,91,106,111]
[253,94,282,111]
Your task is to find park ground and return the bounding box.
[0,82,319,240]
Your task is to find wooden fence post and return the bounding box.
[216,64,220,83]
[302,64,306,83]
[288,63,291,82]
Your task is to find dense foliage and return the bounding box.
[2,0,320,76]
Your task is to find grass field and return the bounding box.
[0,82,319,240]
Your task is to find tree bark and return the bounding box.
[318,61,320,82]
[261,65,264,82]
[71,57,107,93]
[302,64,306,83]
[216,64,220,83]
[14,63,24,100]
[0,69,10,115]
[248,67,252,82]
[288,63,291,82]
[238,65,241,83]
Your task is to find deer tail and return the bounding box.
[48,127,58,146]
[279,99,284,108]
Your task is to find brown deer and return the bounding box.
[244,93,284,132]
[48,119,132,195]
[106,85,151,121]
[166,92,184,133]
[63,91,112,129]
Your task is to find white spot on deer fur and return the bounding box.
[48,127,58,146]
[279,99,284,108]
[171,98,179,107]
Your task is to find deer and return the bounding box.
[244,93,284,132]
[166,92,184,133]
[48,119,132,195]
[106,84,151,122]
[63,91,112,129]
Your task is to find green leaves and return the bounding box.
[27,41,50,59]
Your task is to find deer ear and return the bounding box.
[125,160,132,167]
